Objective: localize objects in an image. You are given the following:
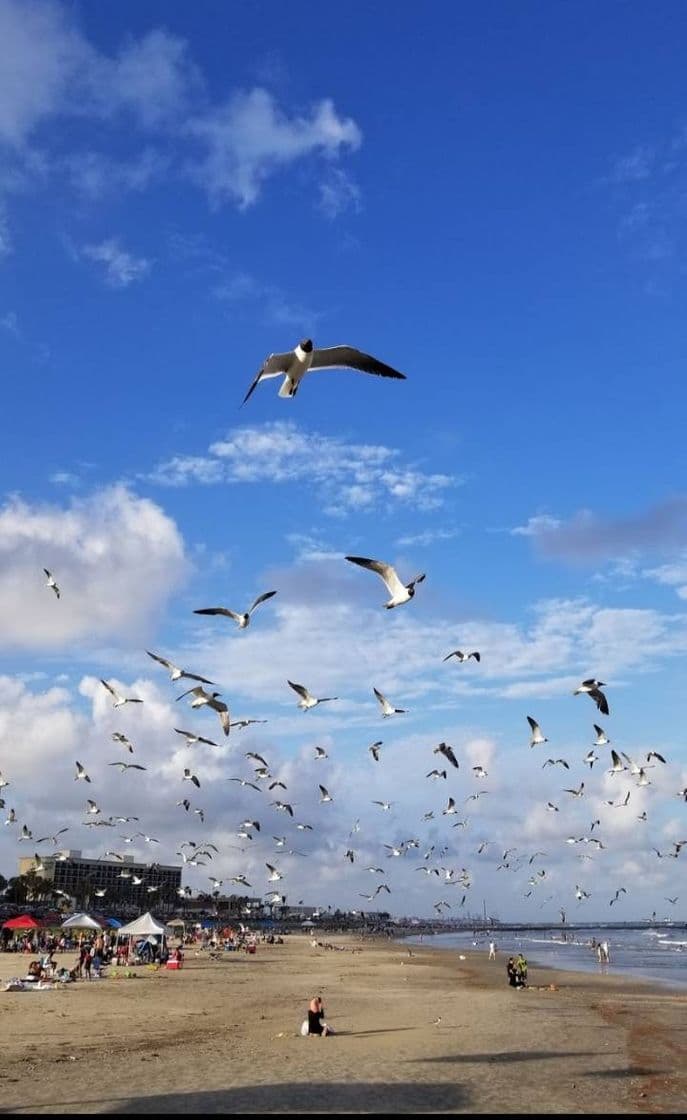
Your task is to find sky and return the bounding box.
[1,0,686,923]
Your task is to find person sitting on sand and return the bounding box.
[307,995,330,1036]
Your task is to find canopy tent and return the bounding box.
[117,912,168,938]
[61,913,104,930]
[2,914,41,930]
[301,920,316,928]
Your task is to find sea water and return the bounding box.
[405,927,687,990]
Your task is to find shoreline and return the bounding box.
[1,934,685,1113]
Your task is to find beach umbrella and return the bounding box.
[2,914,41,930]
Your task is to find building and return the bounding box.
[19,850,182,911]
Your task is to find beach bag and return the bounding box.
[300,1019,309,1036]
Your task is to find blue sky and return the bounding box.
[1,1,686,922]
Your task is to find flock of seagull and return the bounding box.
[3,343,685,921]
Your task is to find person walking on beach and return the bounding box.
[488,940,497,960]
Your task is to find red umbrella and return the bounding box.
[2,914,41,930]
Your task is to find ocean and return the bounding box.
[405,926,687,990]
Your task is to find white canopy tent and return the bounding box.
[60,913,104,930]
[117,912,168,937]
[117,912,170,963]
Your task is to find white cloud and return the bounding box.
[510,514,562,537]
[0,485,188,650]
[82,238,150,287]
[0,204,10,256]
[319,166,361,219]
[149,421,455,515]
[0,310,19,334]
[0,4,195,146]
[644,556,687,600]
[395,528,461,548]
[187,88,361,208]
[214,272,321,330]
[63,148,166,199]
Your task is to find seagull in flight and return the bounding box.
[146,651,214,685]
[288,681,338,710]
[368,741,383,761]
[318,784,333,803]
[193,591,277,630]
[583,750,598,770]
[346,555,425,608]
[43,568,60,598]
[112,732,134,754]
[573,679,609,716]
[174,729,218,748]
[593,725,610,746]
[434,742,459,769]
[443,649,480,663]
[228,777,262,792]
[176,686,230,735]
[563,782,585,798]
[314,746,328,760]
[242,338,406,403]
[74,761,91,783]
[426,769,447,781]
[373,687,405,717]
[527,717,547,747]
[183,768,201,788]
[372,800,393,811]
[108,761,147,772]
[542,758,569,770]
[100,679,143,708]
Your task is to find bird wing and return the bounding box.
[288,680,310,701]
[146,650,174,671]
[248,590,277,615]
[100,679,118,700]
[242,352,293,404]
[183,671,216,685]
[590,688,609,715]
[194,607,242,622]
[108,762,126,770]
[373,687,389,711]
[442,651,460,661]
[527,716,540,734]
[176,686,203,701]
[345,556,405,598]
[309,345,406,379]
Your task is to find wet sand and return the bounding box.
[0,934,685,1114]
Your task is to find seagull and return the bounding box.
[434,742,459,769]
[0,772,10,789]
[4,808,17,826]
[174,728,218,748]
[193,591,277,630]
[43,568,60,598]
[442,797,458,815]
[108,761,147,772]
[146,651,214,685]
[373,687,405,717]
[346,555,425,609]
[647,751,666,764]
[542,758,569,770]
[177,799,191,812]
[183,768,201,788]
[609,887,627,906]
[101,679,144,707]
[228,777,262,792]
[136,833,159,844]
[176,686,230,735]
[593,724,610,746]
[74,761,91,783]
[426,769,447,780]
[575,884,591,901]
[665,896,679,905]
[608,750,626,774]
[112,732,134,754]
[230,718,269,731]
[583,750,598,770]
[242,339,406,403]
[288,681,338,711]
[19,824,33,841]
[443,649,480,663]
[314,746,328,760]
[246,752,269,767]
[266,863,283,882]
[374,883,391,897]
[318,784,333,803]
[372,800,393,811]
[369,741,383,761]
[527,716,547,747]
[344,848,355,863]
[563,782,585,798]
[272,800,294,816]
[472,766,489,779]
[85,799,101,815]
[295,822,313,831]
[573,679,609,715]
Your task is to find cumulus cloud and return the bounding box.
[187,88,361,208]
[0,485,188,650]
[148,420,455,515]
[81,238,151,288]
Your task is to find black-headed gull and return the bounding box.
[373,687,405,717]
[176,686,230,735]
[43,568,60,599]
[193,590,277,630]
[146,651,214,685]
[345,555,425,608]
[573,679,609,715]
[242,339,406,403]
[288,681,338,710]
[100,679,143,708]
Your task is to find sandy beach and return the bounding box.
[0,933,685,1114]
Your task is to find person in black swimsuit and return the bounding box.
[308,995,329,1036]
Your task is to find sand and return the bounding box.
[0,934,685,1114]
